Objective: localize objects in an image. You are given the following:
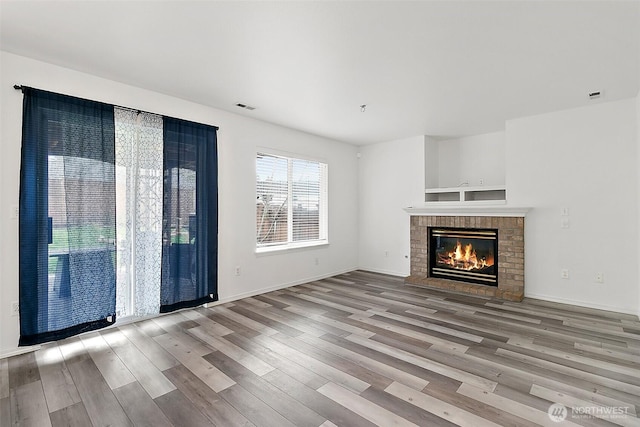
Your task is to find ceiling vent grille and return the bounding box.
[236,103,256,111]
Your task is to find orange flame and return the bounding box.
[441,240,493,271]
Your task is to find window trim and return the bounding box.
[255,149,328,253]
[255,239,329,255]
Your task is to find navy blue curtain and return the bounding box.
[19,88,116,346]
[160,118,218,312]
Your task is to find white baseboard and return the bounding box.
[525,292,640,319]
[207,266,359,307]
[354,267,407,278]
[0,345,41,360]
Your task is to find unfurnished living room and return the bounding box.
[1,1,639,426]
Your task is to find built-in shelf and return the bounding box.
[425,185,506,203]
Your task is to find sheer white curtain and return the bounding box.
[115,108,163,317]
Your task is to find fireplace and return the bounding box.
[407,214,525,301]
[429,227,498,286]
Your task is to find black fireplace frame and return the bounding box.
[428,226,499,287]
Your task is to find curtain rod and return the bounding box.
[13,84,144,115]
[13,84,219,130]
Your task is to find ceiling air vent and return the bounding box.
[235,103,256,111]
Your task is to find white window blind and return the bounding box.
[256,152,327,250]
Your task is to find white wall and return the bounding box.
[0,52,359,356]
[637,8,640,320]
[637,90,640,317]
[435,131,505,188]
[357,98,639,316]
[506,98,639,315]
[357,136,426,276]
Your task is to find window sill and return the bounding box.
[256,240,329,256]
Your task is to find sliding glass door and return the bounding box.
[19,88,218,346]
[20,88,117,345]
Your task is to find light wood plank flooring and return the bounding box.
[2,270,639,426]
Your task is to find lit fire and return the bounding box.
[438,240,493,271]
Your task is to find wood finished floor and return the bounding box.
[2,270,640,427]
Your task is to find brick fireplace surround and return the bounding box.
[406,215,525,301]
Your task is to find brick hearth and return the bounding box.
[406,215,524,301]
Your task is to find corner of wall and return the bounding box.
[357,136,427,277]
[424,135,439,189]
[637,89,640,319]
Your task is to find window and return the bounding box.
[256,152,328,251]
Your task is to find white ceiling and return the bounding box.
[1,1,639,145]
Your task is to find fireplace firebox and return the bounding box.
[429,227,498,286]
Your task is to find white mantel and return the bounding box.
[403,205,531,217]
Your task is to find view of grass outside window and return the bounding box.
[48,155,117,274]
[256,152,328,250]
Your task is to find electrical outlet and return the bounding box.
[234,266,240,276]
[561,207,569,216]
[384,251,389,257]
[595,272,604,283]
[11,301,19,316]
[560,269,570,279]
[10,205,18,219]
[560,217,570,229]
[479,178,484,186]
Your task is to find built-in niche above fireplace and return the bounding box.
[405,210,527,301]
[429,227,498,286]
